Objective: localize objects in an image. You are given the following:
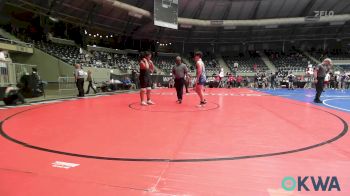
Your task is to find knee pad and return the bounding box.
[141,88,147,92]
[146,87,152,90]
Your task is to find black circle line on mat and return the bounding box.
[128,102,220,113]
[0,102,347,162]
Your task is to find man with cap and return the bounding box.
[172,56,188,104]
[314,58,333,103]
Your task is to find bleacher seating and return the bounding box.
[35,41,80,65]
[223,52,268,73]
[85,51,139,72]
[265,50,310,72]
[123,54,138,71]
[86,50,118,69]
[153,55,175,74]
[201,55,220,75]
[35,41,140,72]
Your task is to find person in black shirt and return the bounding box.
[287,71,295,90]
[314,58,333,103]
[270,72,277,89]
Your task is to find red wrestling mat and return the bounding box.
[0,88,350,195]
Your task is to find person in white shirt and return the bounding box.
[74,64,86,97]
[194,51,207,106]
[325,73,331,89]
[0,50,5,61]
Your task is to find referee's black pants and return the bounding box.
[175,78,185,101]
[76,78,85,97]
[315,77,325,101]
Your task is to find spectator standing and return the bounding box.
[236,75,243,88]
[185,74,191,93]
[270,72,276,89]
[86,70,97,94]
[131,69,138,89]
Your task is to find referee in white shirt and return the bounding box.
[74,64,85,97]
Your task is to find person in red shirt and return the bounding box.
[253,64,257,72]
[139,52,155,106]
[236,75,243,87]
[215,75,220,82]
[227,74,235,88]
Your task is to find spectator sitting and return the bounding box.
[122,77,135,89]
[110,79,122,84]
[236,75,243,87]
[227,74,235,88]
[168,78,175,88]
[215,75,221,82]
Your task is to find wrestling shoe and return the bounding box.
[197,101,207,107]
[313,99,323,103]
[147,100,155,105]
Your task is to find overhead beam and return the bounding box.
[124,0,145,36]
[215,0,233,42]
[338,2,350,14]
[46,0,64,15]
[299,0,317,16]
[185,0,207,42]
[178,0,191,17]
[85,2,103,26]
[18,0,137,26]
[134,33,350,44]
[251,0,262,19]
[246,0,262,43]
[6,1,127,33]
[103,0,350,27]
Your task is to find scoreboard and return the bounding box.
[154,0,178,29]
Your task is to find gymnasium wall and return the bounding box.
[11,48,63,82]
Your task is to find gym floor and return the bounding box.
[260,88,350,113]
[0,88,349,195]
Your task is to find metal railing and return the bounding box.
[0,62,36,86]
[0,61,9,85]
[58,76,108,95]
[58,77,77,95]
[13,63,37,82]
[0,38,33,48]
